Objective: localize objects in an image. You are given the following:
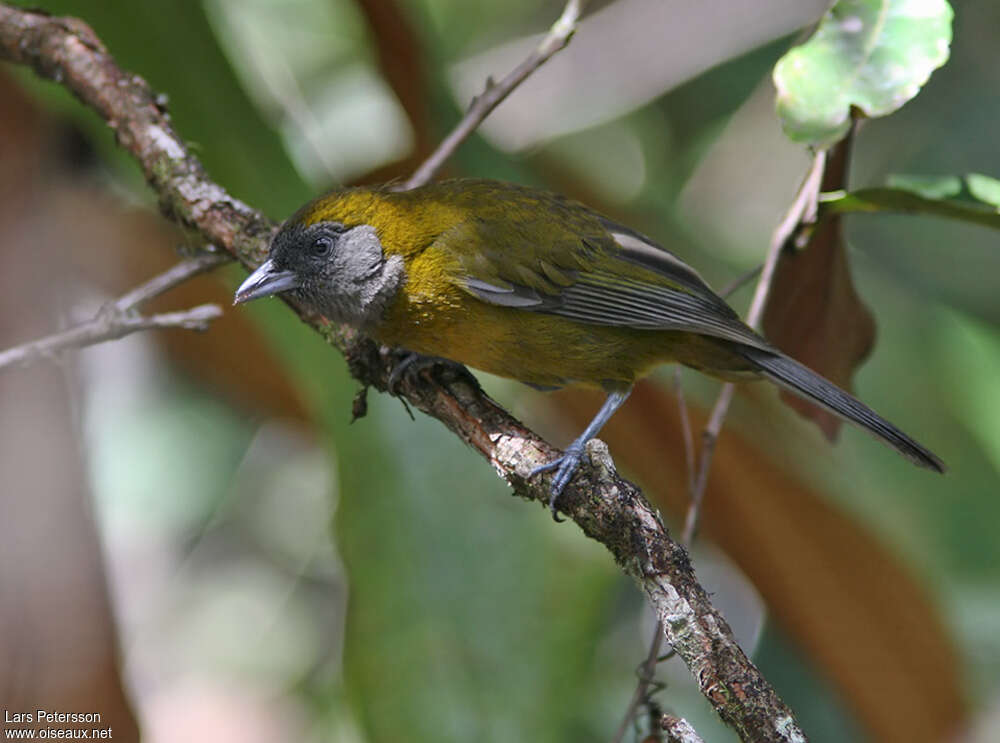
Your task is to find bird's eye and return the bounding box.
[312,235,333,256]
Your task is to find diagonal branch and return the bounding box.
[114,251,231,307]
[0,5,805,741]
[682,150,827,545]
[404,0,585,189]
[0,252,229,372]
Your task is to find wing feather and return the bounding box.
[447,189,766,349]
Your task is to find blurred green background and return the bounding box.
[2,1,999,741]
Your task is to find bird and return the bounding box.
[234,178,944,513]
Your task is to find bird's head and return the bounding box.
[234,195,405,330]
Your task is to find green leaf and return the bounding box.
[966,173,1000,209]
[819,187,1000,230]
[886,173,962,200]
[774,0,954,148]
[870,172,1000,216]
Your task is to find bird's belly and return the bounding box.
[375,295,737,389]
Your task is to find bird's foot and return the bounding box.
[529,443,586,522]
[387,351,478,395]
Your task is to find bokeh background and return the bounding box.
[1,1,998,741]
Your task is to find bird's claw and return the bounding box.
[387,351,478,395]
[529,446,585,522]
[387,351,420,394]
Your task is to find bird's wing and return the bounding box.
[450,211,769,350]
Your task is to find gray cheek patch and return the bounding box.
[336,225,384,279]
[316,226,405,329]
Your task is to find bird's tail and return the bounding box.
[737,346,945,473]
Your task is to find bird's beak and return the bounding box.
[234,259,301,305]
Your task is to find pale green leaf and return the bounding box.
[819,187,1000,229]
[774,0,953,148]
[966,173,1000,209]
[886,173,962,200]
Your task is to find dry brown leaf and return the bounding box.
[763,133,877,441]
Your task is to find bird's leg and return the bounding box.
[530,387,632,520]
[387,350,479,394]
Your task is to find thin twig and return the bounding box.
[612,615,669,743]
[719,263,763,299]
[0,252,229,372]
[674,369,697,501]
[403,0,584,189]
[611,370,695,743]
[683,150,827,543]
[116,252,230,307]
[661,714,707,743]
[682,383,736,543]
